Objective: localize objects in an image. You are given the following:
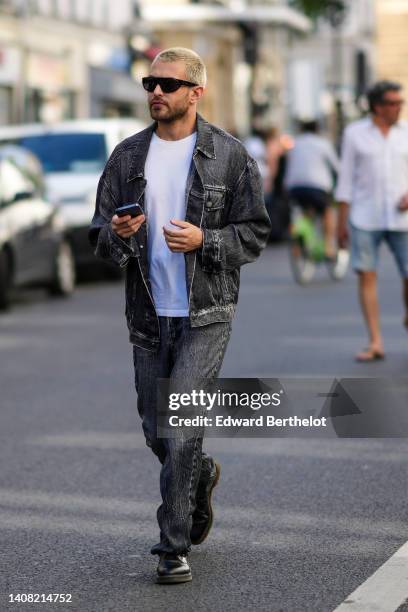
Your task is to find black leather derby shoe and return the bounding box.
[191,460,221,545]
[156,553,192,584]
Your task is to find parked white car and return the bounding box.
[0,145,76,310]
[0,118,146,276]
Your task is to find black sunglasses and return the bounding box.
[142,76,198,93]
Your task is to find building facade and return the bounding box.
[137,0,310,134]
[375,0,408,120]
[286,0,376,136]
[0,0,146,124]
[0,0,309,133]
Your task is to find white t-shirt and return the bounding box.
[144,131,197,316]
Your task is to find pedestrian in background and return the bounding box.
[264,127,291,241]
[285,120,339,259]
[89,47,270,583]
[243,129,269,188]
[336,80,408,361]
[265,127,286,193]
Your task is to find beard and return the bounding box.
[149,98,190,123]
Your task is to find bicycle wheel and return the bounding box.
[289,237,316,284]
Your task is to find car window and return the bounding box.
[16,133,107,174]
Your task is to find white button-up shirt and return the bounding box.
[335,117,408,230]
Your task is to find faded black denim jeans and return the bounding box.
[132,316,231,556]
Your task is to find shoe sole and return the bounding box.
[191,461,221,546]
[156,573,192,584]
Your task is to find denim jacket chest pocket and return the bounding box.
[203,185,226,229]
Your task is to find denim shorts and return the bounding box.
[350,223,408,278]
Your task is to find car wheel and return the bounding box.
[49,240,76,296]
[0,248,12,310]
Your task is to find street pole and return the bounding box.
[327,3,347,149]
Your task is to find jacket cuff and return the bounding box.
[96,224,136,268]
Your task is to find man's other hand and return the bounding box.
[337,221,349,250]
[111,214,145,238]
[163,220,203,253]
[398,194,408,212]
[337,201,350,249]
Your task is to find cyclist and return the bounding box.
[285,120,339,259]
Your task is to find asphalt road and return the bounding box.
[0,244,407,612]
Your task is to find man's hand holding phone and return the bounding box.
[111,203,145,239]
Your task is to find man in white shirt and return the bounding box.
[336,80,408,361]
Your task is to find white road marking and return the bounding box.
[333,540,408,611]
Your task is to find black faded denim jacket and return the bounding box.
[89,114,271,351]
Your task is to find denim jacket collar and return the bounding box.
[195,113,216,159]
[126,113,215,182]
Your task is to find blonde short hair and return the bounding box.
[152,47,207,87]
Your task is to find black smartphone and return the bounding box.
[115,203,144,218]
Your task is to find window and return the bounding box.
[16,132,108,173]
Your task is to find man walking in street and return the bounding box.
[89,47,271,583]
[336,80,408,361]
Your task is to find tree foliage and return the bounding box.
[290,0,347,23]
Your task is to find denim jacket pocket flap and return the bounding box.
[204,186,226,211]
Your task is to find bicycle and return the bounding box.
[289,203,350,285]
